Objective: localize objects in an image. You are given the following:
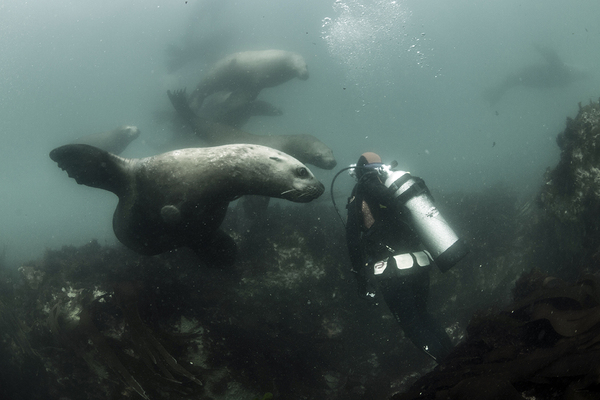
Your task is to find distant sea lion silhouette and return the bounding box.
[168,89,337,170]
[72,125,140,155]
[483,45,590,105]
[49,143,324,267]
[189,49,309,110]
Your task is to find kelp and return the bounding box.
[1,299,38,358]
[0,298,47,399]
[114,281,204,387]
[48,291,150,399]
[47,283,203,399]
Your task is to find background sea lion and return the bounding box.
[198,91,284,128]
[169,89,337,170]
[483,45,591,105]
[71,125,141,155]
[189,49,309,110]
[49,143,324,267]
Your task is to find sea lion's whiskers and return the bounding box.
[280,189,297,196]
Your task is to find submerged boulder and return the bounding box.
[537,99,600,274]
[539,99,600,223]
[394,270,600,400]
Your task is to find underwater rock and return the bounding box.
[539,99,600,223]
[18,265,45,290]
[394,270,600,400]
[537,99,600,272]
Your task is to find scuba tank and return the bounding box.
[382,168,468,272]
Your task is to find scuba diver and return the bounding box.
[337,152,468,362]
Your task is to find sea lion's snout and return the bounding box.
[123,125,141,139]
[316,155,337,170]
[290,169,324,203]
[314,181,325,197]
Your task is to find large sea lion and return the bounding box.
[189,49,309,109]
[72,125,140,155]
[49,143,324,267]
[168,89,337,170]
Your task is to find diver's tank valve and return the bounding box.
[383,169,468,272]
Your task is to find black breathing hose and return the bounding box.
[330,166,356,228]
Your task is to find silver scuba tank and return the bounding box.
[383,169,468,272]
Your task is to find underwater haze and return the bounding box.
[0,0,599,267]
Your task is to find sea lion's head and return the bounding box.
[243,145,324,203]
[290,53,309,80]
[117,125,141,141]
[284,134,337,170]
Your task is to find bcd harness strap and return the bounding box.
[373,250,432,275]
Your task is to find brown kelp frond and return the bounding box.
[79,298,151,399]
[0,298,39,358]
[114,281,204,386]
[47,290,150,399]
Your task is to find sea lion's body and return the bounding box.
[50,144,324,266]
[189,49,309,110]
[72,125,140,155]
[198,91,283,128]
[169,89,336,170]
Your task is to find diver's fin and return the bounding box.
[49,144,129,196]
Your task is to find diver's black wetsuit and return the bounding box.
[346,170,453,362]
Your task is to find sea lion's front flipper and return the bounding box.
[160,205,182,224]
[49,144,129,195]
[193,229,237,269]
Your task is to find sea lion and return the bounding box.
[168,89,337,170]
[49,143,324,267]
[72,125,140,155]
[189,49,309,109]
[198,91,284,128]
[483,45,590,105]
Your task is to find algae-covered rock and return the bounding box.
[539,99,600,223]
[537,99,600,268]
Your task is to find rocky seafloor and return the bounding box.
[2,100,600,400]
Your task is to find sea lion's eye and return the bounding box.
[297,167,308,178]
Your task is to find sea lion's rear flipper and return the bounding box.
[167,88,198,123]
[49,144,129,195]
